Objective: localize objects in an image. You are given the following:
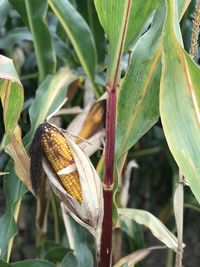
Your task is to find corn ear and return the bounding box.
[40,123,103,252]
[41,125,82,203]
[76,102,105,143]
[67,101,105,155]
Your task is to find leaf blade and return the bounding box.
[160,0,200,203]
[24,68,77,145]
[10,0,56,81]
[48,0,96,82]
[94,0,160,82]
[115,3,164,173]
[119,208,178,252]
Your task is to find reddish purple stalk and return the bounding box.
[98,1,132,266]
[104,89,117,187]
[99,89,116,267]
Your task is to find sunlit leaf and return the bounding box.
[124,0,160,50]
[115,3,164,174]
[0,55,23,140]
[160,0,200,203]
[119,208,179,252]
[115,0,191,174]
[0,82,23,138]
[94,0,160,81]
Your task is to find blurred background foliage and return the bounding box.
[0,0,200,266]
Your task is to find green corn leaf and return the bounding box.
[0,55,25,260]
[24,67,77,145]
[115,0,190,174]
[115,3,164,174]
[124,0,160,50]
[114,0,189,226]
[48,0,96,83]
[0,163,26,260]
[0,55,23,142]
[62,217,94,267]
[0,67,77,260]
[160,0,200,203]
[94,0,160,83]
[9,0,56,82]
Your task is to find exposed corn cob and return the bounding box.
[77,102,104,143]
[41,124,82,203]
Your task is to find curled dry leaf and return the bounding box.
[120,160,138,208]
[29,122,104,253]
[4,125,33,194]
[113,246,166,267]
[119,208,180,252]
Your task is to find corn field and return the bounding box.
[0,0,200,267]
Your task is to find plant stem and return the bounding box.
[174,174,184,267]
[99,89,116,267]
[99,1,132,265]
[99,190,113,266]
[104,89,117,187]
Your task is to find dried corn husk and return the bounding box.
[31,123,104,252]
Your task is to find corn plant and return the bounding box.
[0,0,200,267]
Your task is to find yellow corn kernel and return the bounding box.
[41,124,82,203]
[77,102,104,144]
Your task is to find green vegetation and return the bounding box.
[0,0,200,266]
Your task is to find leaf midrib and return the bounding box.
[117,48,161,159]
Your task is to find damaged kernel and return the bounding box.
[41,124,82,203]
[30,122,104,255]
